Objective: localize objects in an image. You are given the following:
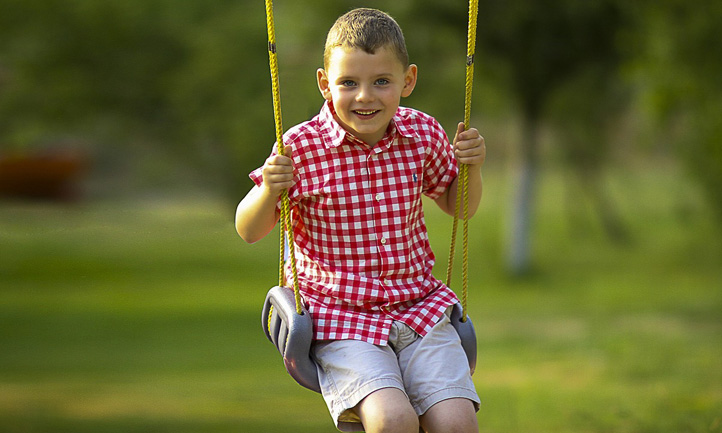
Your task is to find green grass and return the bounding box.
[1,165,720,433]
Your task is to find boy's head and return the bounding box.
[323,8,409,70]
[317,8,417,146]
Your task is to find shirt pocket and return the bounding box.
[388,158,424,228]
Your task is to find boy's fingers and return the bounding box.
[455,124,482,142]
[271,150,293,163]
[456,136,484,151]
[268,163,292,173]
[459,128,480,140]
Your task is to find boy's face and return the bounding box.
[317,46,417,146]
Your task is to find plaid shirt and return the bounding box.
[250,102,459,345]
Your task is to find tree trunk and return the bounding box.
[507,113,539,276]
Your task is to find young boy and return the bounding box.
[236,8,485,433]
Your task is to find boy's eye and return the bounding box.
[375,78,390,85]
[341,80,356,87]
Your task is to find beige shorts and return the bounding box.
[311,310,480,432]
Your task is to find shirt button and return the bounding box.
[380,237,387,245]
[375,193,382,201]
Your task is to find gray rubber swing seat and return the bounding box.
[262,285,477,393]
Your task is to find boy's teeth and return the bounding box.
[355,110,377,115]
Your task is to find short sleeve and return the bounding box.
[422,118,458,200]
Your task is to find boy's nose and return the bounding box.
[356,84,374,102]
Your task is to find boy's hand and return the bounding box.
[261,145,294,196]
[452,122,486,168]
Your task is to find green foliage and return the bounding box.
[0,0,186,142]
[0,0,272,189]
[0,0,720,222]
[473,0,625,119]
[628,0,722,221]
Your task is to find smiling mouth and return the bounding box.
[353,109,380,117]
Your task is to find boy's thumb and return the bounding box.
[283,145,293,157]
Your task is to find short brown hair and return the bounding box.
[323,8,409,69]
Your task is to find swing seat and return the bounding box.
[449,302,477,375]
[262,284,477,394]
[261,285,321,393]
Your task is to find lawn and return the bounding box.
[1,165,720,432]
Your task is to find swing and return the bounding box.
[260,0,480,394]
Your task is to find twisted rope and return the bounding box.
[265,0,301,315]
[446,0,478,322]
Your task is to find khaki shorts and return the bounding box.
[311,310,480,432]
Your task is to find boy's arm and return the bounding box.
[235,185,282,244]
[435,123,486,219]
[235,146,294,243]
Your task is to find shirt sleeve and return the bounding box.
[422,118,458,200]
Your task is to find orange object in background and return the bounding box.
[0,151,88,201]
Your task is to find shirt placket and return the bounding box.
[366,140,394,283]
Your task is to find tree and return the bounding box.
[468,0,626,274]
[0,0,272,194]
[0,0,186,145]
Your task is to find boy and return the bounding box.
[236,8,485,433]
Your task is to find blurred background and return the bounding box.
[0,0,720,432]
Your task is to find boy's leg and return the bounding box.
[397,311,480,432]
[313,339,413,431]
[419,398,478,433]
[355,388,419,433]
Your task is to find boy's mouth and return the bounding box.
[353,109,380,118]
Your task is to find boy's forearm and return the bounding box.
[235,185,281,243]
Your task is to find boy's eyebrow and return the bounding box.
[334,72,396,81]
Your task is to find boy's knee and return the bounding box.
[373,406,418,433]
[357,388,419,433]
[420,398,478,433]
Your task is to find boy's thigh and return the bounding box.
[312,339,407,428]
[398,314,480,415]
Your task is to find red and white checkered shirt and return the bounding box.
[250,101,460,345]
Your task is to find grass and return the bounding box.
[1,165,720,432]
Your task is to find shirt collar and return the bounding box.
[319,101,417,149]
[392,111,417,140]
[319,102,347,148]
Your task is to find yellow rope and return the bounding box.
[446,0,478,323]
[265,0,302,315]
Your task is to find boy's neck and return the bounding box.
[341,120,395,148]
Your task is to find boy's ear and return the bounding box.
[401,64,418,98]
[317,68,332,101]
